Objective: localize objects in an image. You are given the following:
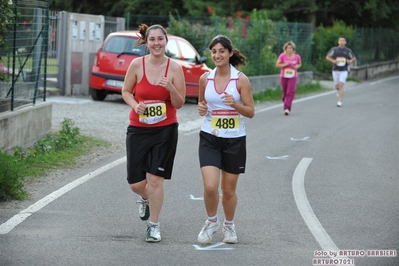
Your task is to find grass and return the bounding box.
[0,118,110,201]
[253,81,327,103]
[1,56,58,76]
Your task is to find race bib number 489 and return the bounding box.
[211,110,240,137]
[139,100,167,124]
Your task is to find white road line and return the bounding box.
[193,242,234,250]
[292,158,353,262]
[256,89,347,114]
[0,157,126,235]
[266,155,290,160]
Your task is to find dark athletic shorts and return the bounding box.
[198,131,246,174]
[126,123,178,184]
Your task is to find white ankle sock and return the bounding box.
[208,215,217,222]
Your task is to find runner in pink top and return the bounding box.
[275,41,302,115]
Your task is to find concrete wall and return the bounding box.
[249,71,313,93]
[350,60,399,80]
[0,102,52,151]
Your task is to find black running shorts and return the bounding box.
[126,123,178,184]
[198,131,246,174]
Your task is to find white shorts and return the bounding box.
[332,71,348,85]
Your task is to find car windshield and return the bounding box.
[103,36,147,56]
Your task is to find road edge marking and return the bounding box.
[292,158,353,261]
[0,157,126,235]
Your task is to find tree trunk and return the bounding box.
[307,0,316,28]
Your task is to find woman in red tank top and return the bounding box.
[121,24,186,243]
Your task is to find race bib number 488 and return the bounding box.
[139,100,167,124]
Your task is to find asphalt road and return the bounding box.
[1,77,398,266]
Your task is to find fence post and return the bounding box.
[57,11,67,95]
[126,12,130,30]
[42,5,49,101]
[10,0,18,111]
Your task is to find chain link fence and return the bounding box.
[352,27,399,66]
[313,24,399,73]
[126,14,313,76]
[127,14,398,76]
[0,0,49,113]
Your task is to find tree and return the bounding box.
[260,0,399,29]
[48,0,399,29]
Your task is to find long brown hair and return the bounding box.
[208,35,246,68]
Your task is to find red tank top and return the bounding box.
[129,57,177,127]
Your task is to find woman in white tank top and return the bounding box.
[196,35,255,245]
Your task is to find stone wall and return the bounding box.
[349,60,399,80]
[249,71,313,93]
[0,102,52,151]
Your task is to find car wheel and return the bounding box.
[90,87,107,101]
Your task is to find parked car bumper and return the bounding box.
[89,69,124,93]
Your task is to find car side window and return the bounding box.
[103,36,128,53]
[178,40,197,63]
[103,36,146,56]
[166,39,179,59]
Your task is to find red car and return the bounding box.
[89,31,211,101]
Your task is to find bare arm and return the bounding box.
[197,72,208,116]
[347,56,356,64]
[326,49,336,64]
[276,58,290,69]
[223,74,255,118]
[122,58,146,114]
[326,55,337,64]
[160,61,185,109]
[295,59,302,69]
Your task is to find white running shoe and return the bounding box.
[146,222,161,242]
[284,109,290,116]
[136,198,149,221]
[337,101,342,107]
[222,223,238,244]
[197,219,220,244]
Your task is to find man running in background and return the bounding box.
[326,36,356,107]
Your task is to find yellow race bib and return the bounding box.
[211,110,240,137]
[139,100,167,124]
[336,57,346,67]
[283,68,295,78]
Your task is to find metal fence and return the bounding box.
[314,25,399,70]
[126,14,314,76]
[128,14,399,75]
[352,27,399,65]
[2,9,397,113]
[0,0,50,112]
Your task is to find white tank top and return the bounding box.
[200,65,246,138]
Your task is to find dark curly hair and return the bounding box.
[208,35,246,68]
